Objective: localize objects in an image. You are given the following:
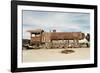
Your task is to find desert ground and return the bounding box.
[22,48,90,62]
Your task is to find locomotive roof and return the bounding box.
[27,29,44,34]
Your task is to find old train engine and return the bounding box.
[25,29,86,49]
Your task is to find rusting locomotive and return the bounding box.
[25,29,86,49]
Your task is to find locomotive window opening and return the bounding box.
[32,34,35,37]
[36,34,41,37]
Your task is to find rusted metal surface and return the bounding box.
[50,32,85,40]
[30,36,41,44]
[42,32,85,42]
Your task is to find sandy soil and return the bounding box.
[22,48,90,62]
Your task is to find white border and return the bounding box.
[17,5,94,68]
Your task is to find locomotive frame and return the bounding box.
[11,0,97,72]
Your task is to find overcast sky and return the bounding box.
[22,10,90,39]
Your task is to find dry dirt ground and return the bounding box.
[22,48,90,62]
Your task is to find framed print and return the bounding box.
[11,1,97,72]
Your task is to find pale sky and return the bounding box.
[22,10,90,39]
